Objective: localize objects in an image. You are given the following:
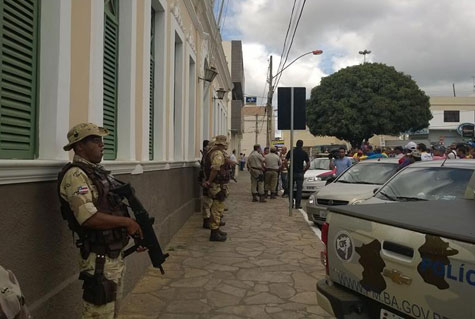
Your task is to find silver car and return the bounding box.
[360,159,475,204]
[306,158,400,225]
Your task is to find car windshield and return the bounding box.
[375,167,475,201]
[310,158,330,170]
[336,163,398,185]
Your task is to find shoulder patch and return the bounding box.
[77,186,89,195]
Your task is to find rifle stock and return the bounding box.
[112,182,169,274]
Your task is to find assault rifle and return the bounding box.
[111,181,169,274]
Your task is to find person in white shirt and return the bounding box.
[417,143,433,161]
[229,150,238,179]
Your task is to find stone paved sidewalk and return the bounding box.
[118,171,333,319]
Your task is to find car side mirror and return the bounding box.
[373,188,379,194]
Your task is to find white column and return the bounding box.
[117,0,137,160]
[153,3,168,161]
[38,0,71,160]
[88,0,104,124]
[139,0,151,161]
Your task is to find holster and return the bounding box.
[79,254,117,305]
[215,188,227,201]
[257,174,265,182]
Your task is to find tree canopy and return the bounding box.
[306,63,432,148]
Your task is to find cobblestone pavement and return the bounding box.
[118,171,333,319]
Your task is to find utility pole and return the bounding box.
[255,114,258,145]
[266,56,273,147]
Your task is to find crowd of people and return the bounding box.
[240,140,310,209]
[348,141,475,162]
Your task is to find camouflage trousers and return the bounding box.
[208,183,229,230]
[202,195,213,219]
[79,253,125,319]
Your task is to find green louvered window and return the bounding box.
[149,8,155,160]
[103,0,118,160]
[0,0,39,159]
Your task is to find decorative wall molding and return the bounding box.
[171,0,196,54]
[0,159,200,185]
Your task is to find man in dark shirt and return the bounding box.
[286,140,310,209]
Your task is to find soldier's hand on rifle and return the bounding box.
[126,218,143,239]
[202,180,211,188]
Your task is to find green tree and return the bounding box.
[306,63,432,148]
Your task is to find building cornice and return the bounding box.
[0,159,200,185]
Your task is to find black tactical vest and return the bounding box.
[57,162,129,259]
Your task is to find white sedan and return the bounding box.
[301,158,335,197]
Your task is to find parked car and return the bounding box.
[306,159,399,225]
[360,159,475,205]
[301,158,334,198]
[317,199,475,319]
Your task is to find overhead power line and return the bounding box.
[274,0,307,90]
[275,0,298,79]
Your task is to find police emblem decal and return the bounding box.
[335,232,354,262]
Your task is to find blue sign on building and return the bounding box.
[245,96,257,104]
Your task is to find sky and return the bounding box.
[215,0,475,105]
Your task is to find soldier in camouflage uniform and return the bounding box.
[58,123,145,319]
[199,140,213,229]
[202,135,232,241]
[0,265,30,319]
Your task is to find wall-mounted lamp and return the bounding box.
[199,66,218,82]
[213,88,227,100]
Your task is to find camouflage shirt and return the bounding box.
[59,155,101,225]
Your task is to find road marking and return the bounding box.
[298,208,322,240]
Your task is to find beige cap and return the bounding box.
[213,135,228,146]
[63,123,109,151]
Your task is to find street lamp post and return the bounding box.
[265,50,323,147]
[358,49,371,63]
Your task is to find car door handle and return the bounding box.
[383,241,414,258]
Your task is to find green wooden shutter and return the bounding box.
[149,8,155,160]
[103,0,118,160]
[0,0,39,159]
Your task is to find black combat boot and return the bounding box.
[203,218,210,229]
[259,195,267,202]
[217,228,227,236]
[270,192,277,199]
[252,194,259,202]
[210,229,227,241]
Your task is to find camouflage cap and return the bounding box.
[63,123,108,151]
[213,135,228,146]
